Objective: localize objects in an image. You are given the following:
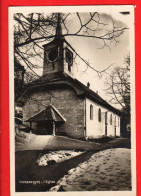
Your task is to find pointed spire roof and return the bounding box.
[55,13,63,39]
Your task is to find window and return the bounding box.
[105,112,107,124]
[68,64,71,72]
[110,114,112,125]
[115,116,116,125]
[66,48,73,72]
[90,105,93,120]
[98,108,101,122]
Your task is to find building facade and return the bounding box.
[17,18,121,140]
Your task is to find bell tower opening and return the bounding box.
[42,13,75,78]
[66,48,73,72]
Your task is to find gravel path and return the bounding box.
[50,148,131,191]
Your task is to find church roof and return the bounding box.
[19,72,121,116]
[25,104,66,122]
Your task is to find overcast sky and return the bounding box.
[63,9,133,107]
[12,6,134,109]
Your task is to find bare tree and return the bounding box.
[105,56,130,116]
[14,12,128,81]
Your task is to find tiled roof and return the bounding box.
[20,72,121,116]
[25,105,66,122]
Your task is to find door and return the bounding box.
[37,121,53,135]
[114,116,116,137]
[105,112,107,135]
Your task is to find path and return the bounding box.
[50,148,131,191]
[15,137,130,192]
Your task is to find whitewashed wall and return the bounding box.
[85,98,120,138]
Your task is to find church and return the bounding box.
[16,15,121,140]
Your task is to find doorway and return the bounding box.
[105,112,107,135]
[37,121,53,135]
[115,116,116,136]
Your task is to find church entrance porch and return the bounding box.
[25,105,66,135]
[36,121,55,135]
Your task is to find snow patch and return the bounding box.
[37,150,84,166]
[49,148,131,191]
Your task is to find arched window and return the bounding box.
[90,105,93,120]
[98,108,101,122]
[105,112,107,124]
[110,114,112,125]
[115,116,116,125]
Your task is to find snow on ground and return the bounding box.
[49,148,131,191]
[16,133,100,151]
[37,150,84,166]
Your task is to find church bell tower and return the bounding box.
[42,13,74,77]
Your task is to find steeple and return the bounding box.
[42,13,74,77]
[55,13,63,39]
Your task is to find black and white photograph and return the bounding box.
[9,5,136,196]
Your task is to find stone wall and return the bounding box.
[23,85,85,140]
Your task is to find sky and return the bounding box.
[62,9,133,107]
[12,6,134,109]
